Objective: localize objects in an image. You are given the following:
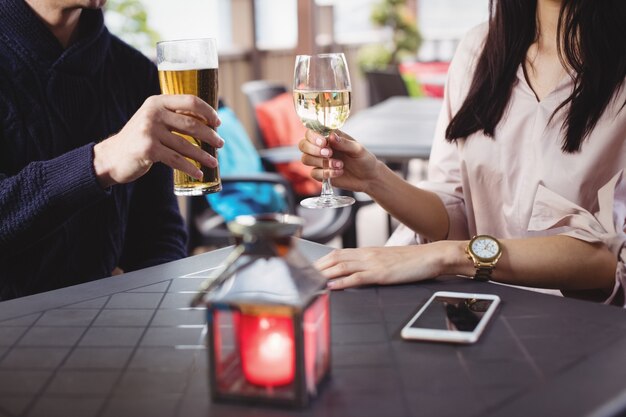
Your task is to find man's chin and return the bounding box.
[83,0,107,9]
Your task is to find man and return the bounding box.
[0,0,223,299]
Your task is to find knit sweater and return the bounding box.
[0,0,187,300]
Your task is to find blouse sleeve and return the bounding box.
[528,170,626,306]
[386,24,488,246]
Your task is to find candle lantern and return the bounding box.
[193,214,331,408]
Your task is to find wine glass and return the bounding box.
[293,53,355,209]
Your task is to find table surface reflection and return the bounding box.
[1,240,626,417]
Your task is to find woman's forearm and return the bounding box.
[365,160,450,241]
[442,235,616,292]
[360,162,616,292]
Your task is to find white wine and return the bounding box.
[293,90,351,136]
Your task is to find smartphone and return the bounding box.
[400,291,501,344]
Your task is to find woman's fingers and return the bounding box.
[314,246,433,290]
[329,130,363,156]
[304,129,327,147]
[327,273,370,290]
[315,249,360,275]
[299,138,329,159]
[315,249,375,289]
[299,133,345,177]
[301,152,343,168]
[302,129,362,158]
[298,130,344,170]
[299,127,374,190]
[321,260,368,280]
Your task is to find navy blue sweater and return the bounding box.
[0,0,187,300]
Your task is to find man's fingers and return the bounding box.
[160,131,218,169]
[154,144,206,180]
[160,110,224,149]
[159,94,220,127]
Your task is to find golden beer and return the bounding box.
[158,67,221,195]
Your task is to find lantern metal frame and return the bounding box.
[196,214,331,408]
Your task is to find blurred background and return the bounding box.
[104,0,489,251]
[105,0,487,137]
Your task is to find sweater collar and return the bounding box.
[0,0,110,76]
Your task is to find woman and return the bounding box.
[298,0,626,304]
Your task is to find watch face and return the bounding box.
[470,236,500,260]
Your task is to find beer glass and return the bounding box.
[157,38,221,196]
[293,53,355,208]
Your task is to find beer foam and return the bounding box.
[157,62,218,71]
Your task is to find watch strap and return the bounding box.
[473,267,492,282]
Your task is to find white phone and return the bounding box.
[400,291,501,344]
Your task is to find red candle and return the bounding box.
[239,314,295,386]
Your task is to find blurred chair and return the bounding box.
[363,68,411,182]
[359,68,416,235]
[187,102,294,252]
[186,173,295,253]
[241,80,370,248]
[245,84,321,197]
[241,80,288,148]
[364,67,410,106]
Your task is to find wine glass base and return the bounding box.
[300,195,355,209]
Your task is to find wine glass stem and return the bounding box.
[321,157,335,198]
[321,134,335,198]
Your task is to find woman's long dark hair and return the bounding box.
[445,0,626,153]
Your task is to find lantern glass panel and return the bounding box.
[211,307,299,401]
[304,293,330,393]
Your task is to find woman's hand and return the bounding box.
[316,242,459,290]
[93,94,223,188]
[298,129,380,193]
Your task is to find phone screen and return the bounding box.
[410,296,495,332]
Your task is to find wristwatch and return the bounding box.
[465,235,502,281]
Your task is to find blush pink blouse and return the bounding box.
[387,24,626,305]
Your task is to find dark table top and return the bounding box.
[1,239,626,417]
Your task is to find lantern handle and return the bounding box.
[190,245,246,307]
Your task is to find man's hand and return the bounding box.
[93,94,223,188]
